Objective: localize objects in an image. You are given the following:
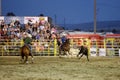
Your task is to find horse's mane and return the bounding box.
[21,45,29,52]
[23,45,29,49]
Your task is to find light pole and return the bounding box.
[94,0,96,34]
[0,0,2,16]
[54,14,57,26]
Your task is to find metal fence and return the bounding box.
[0,39,58,56]
[0,38,120,56]
[70,38,120,56]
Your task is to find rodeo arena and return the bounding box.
[0,16,120,57]
[0,16,120,80]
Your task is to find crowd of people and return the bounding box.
[0,18,68,53]
[0,18,61,42]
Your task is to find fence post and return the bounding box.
[87,39,90,55]
[54,39,57,56]
[111,39,114,48]
[70,39,73,47]
[104,39,106,49]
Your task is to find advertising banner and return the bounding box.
[90,48,97,56]
[99,48,106,56]
[39,17,48,21]
[24,17,39,24]
[0,16,4,24]
[106,48,115,56]
[24,16,48,24]
[4,16,24,24]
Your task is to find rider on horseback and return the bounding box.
[61,35,67,44]
[23,32,32,55]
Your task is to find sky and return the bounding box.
[2,0,120,24]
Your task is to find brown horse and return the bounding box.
[20,45,34,63]
[59,39,71,57]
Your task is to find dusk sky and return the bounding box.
[2,0,120,24]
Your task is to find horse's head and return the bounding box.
[60,39,70,51]
[65,39,70,44]
[59,38,71,56]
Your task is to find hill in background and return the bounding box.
[59,20,120,33]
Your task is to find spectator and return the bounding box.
[14,19,21,27]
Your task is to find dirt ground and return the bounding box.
[0,56,120,80]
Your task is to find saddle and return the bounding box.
[23,45,30,51]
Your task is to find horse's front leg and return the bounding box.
[77,51,81,58]
[20,54,24,63]
[79,53,84,60]
[66,51,72,58]
[77,54,79,57]
[59,48,62,58]
[77,51,80,57]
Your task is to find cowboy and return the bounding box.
[61,35,67,44]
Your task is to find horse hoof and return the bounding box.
[59,56,62,58]
[26,61,29,64]
[78,58,81,59]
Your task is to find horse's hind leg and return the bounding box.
[29,53,34,63]
[20,54,24,63]
[25,56,28,64]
